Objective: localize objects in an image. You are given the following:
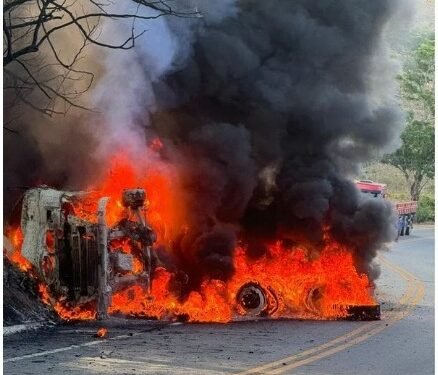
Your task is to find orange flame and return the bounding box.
[38,283,51,305]
[4,145,375,322]
[73,152,187,245]
[5,226,33,272]
[96,327,108,338]
[108,242,374,322]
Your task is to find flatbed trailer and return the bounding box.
[355,180,417,236]
[394,201,417,236]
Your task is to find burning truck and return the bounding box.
[11,187,157,320]
[5,163,381,322]
[3,0,406,325]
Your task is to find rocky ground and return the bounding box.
[3,257,57,327]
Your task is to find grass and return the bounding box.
[359,162,434,223]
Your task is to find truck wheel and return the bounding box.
[405,226,410,236]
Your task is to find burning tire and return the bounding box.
[235,282,278,318]
[305,286,324,316]
[304,286,381,320]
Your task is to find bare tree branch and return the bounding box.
[4,0,200,117]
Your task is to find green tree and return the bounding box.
[383,33,435,201]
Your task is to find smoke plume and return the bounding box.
[5,0,415,287]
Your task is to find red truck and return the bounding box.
[355,180,417,236]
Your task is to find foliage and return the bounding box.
[416,195,435,223]
[399,33,435,118]
[382,32,435,201]
[383,116,434,200]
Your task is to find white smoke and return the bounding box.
[89,0,238,159]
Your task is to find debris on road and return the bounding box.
[96,327,108,338]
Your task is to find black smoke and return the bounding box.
[150,0,404,284]
[5,0,409,289]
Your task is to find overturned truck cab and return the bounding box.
[16,187,156,320]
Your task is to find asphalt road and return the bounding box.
[4,225,434,375]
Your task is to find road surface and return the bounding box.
[4,225,434,374]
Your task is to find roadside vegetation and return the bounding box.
[360,163,434,223]
[361,32,435,223]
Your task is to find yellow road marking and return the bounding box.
[237,254,425,375]
[237,324,374,375]
[267,268,424,374]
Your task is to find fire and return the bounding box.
[108,242,374,322]
[110,238,144,273]
[4,143,376,322]
[5,227,96,320]
[96,327,108,338]
[53,301,96,321]
[38,284,51,305]
[5,226,33,272]
[72,152,187,245]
